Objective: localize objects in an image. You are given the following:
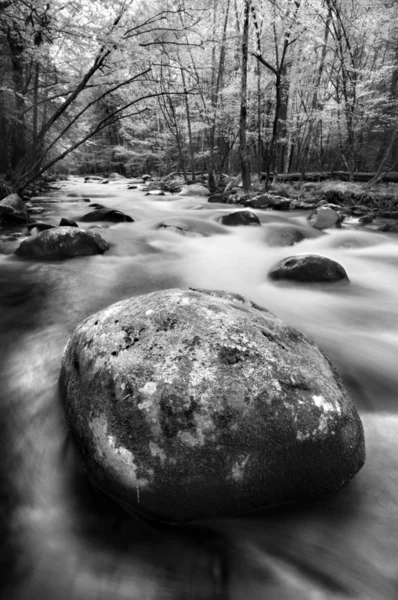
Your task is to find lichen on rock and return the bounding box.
[60,288,365,523]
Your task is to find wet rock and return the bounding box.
[378,222,398,233]
[272,198,292,211]
[0,203,32,225]
[101,180,109,185]
[28,206,46,215]
[351,205,371,217]
[220,210,261,227]
[15,226,109,259]
[127,185,137,190]
[269,254,349,283]
[158,224,204,237]
[142,174,152,181]
[208,193,225,203]
[226,194,242,204]
[179,184,210,197]
[358,214,374,225]
[60,288,365,523]
[0,193,26,212]
[308,206,340,230]
[89,203,106,209]
[146,190,165,196]
[80,209,134,223]
[84,176,102,182]
[244,194,275,209]
[265,226,305,247]
[27,222,56,234]
[60,218,79,227]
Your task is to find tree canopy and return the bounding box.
[0,0,397,189]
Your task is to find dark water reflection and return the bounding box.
[1,178,398,599]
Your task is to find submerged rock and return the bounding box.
[60,288,364,523]
[220,210,261,226]
[158,223,204,237]
[80,208,134,223]
[15,226,109,259]
[265,225,306,247]
[269,254,349,283]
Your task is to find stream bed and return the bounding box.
[1,177,398,599]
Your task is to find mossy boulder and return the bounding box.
[60,288,365,523]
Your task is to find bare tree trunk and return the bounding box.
[239,0,251,193]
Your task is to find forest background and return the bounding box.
[0,0,397,193]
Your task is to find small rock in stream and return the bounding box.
[269,254,349,283]
[80,208,134,223]
[220,210,261,226]
[60,288,365,523]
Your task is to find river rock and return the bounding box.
[0,203,32,225]
[308,206,340,230]
[265,225,306,247]
[378,221,398,233]
[208,193,225,203]
[0,193,26,212]
[80,208,134,223]
[220,210,261,226]
[27,222,56,234]
[158,223,204,237]
[269,254,349,283]
[60,288,365,523]
[179,184,210,197]
[60,218,79,227]
[15,226,109,259]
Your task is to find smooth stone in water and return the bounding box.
[80,208,134,223]
[60,217,79,227]
[15,226,109,259]
[220,210,261,226]
[269,254,349,283]
[60,288,365,523]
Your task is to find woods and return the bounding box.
[0,0,397,191]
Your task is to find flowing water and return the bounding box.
[1,177,398,599]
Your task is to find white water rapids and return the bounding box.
[1,177,398,599]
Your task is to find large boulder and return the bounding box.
[179,184,210,197]
[0,193,26,212]
[15,226,109,259]
[60,288,365,523]
[220,210,261,226]
[269,254,349,283]
[0,193,32,225]
[80,209,134,223]
[308,206,340,230]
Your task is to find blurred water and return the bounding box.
[1,177,398,599]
